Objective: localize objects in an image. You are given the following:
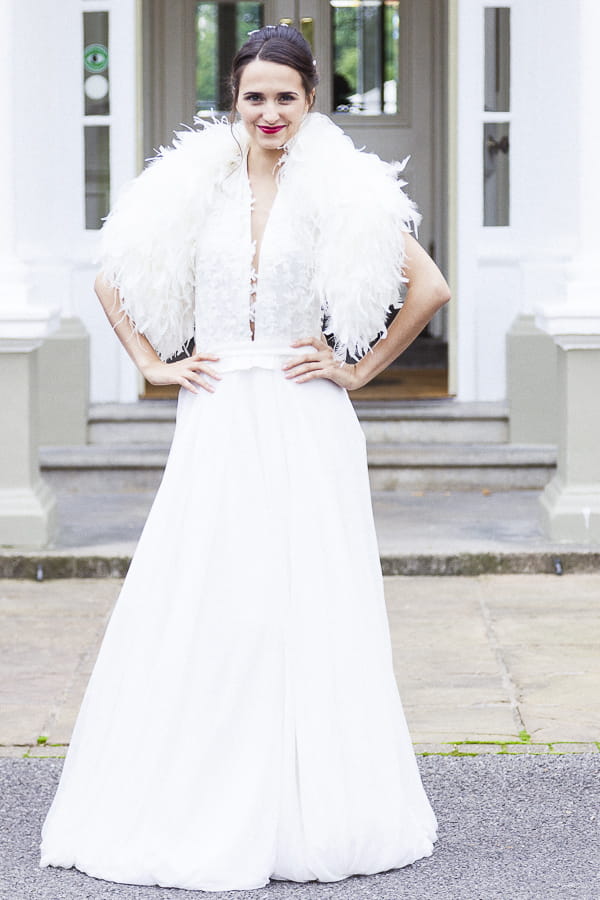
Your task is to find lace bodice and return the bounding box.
[194,152,321,356]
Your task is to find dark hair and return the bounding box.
[229,24,319,120]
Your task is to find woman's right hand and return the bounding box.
[142,352,222,394]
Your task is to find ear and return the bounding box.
[307,89,316,110]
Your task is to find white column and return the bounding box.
[535,0,600,542]
[0,0,59,547]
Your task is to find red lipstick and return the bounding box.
[258,125,285,134]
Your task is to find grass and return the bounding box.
[414,737,600,756]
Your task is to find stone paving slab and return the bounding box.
[2,756,599,900]
[1,575,599,750]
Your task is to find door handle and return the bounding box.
[486,134,509,156]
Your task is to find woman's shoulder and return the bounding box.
[142,118,242,183]
[291,113,417,212]
[104,118,243,230]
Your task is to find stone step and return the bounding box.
[40,441,556,493]
[88,399,510,445]
[354,400,509,444]
[88,401,177,445]
[368,442,556,490]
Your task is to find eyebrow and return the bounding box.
[241,90,300,97]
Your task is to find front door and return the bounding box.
[142,0,448,400]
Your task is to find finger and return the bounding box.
[285,363,323,379]
[283,361,320,377]
[290,337,322,351]
[292,370,323,384]
[282,353,321,371]
[193,364,222,380]
[189,376,216,393]
[188,372,218,391]
[179,376,199,394]
[193,352,220,362]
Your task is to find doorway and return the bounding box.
[142,0,449,400]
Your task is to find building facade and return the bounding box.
[1,0,599,543]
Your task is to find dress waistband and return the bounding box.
[207,341,312,374]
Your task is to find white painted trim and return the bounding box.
[0,306,61,343]
[83,115,114,125]
[0,340,45,353]
[536,306,600,341]
[80,0,140,402]
[552,336,600,351]
[110,0,141,402]
[446,0,458,397]
[454,0,486,399]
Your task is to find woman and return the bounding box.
[40,25,449,892]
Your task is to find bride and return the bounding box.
[40,23,450,892]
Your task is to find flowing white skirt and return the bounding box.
[39,349,437,892]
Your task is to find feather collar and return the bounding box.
[99,112,420,362]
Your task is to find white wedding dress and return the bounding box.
[39,148,437,892]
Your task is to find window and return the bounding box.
[83,10,111,229]
[330,0,401,115]
[483,7,510,226]
[196,2,264,113]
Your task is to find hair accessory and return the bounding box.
[247,24,286,35]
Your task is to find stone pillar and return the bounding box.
[506,314,557,445]
[0,0,58,547]
[38,318,90,446]
[535,0,600,543]
[536,312,600,542]
[0,320,58,547]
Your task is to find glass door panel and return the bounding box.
[331,0,400,115]
[196,2,264,113]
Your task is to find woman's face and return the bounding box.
[236,59,314,154]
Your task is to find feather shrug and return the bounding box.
[99,111,420,362]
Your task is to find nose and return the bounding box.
[262,101,280,123]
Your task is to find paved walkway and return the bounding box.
[1,575,598,754]
[2,575,599,899]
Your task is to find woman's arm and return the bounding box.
[94,273,221,393]
[283,232,450,389]
[351,232,450,389]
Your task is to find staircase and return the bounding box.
[355,400,556,490]
[39,399,556,493]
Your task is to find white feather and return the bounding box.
[99,119,243,360]
[280,114,421,361]
[97,112,420,364]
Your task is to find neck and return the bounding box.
[246,144,285,180]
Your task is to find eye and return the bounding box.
[244,93,263,103]
[279,94,296,103]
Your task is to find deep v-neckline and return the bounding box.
[244,152,281,340]
[244,153,282,279]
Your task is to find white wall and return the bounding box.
[454,0,578,401]
[13,0,584,405]
[13,0,141,403]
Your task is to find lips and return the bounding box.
[258,125,285,134]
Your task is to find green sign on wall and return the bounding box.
[84,43,108,74]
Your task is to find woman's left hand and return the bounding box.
[282,336,360,390]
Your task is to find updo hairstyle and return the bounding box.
[229,24,319,120]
